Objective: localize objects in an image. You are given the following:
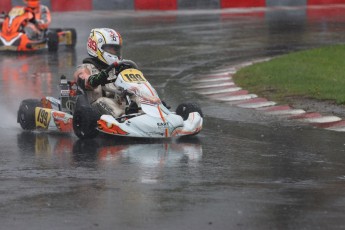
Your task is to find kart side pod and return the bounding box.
[17,97,73,132]
[97,112,203,138]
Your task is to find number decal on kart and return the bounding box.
[122,69,147,83]
[35,108,51,129]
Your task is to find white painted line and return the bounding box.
[192,82,234,89]
[203,72,231,77]
[289,113,322,120]
[237,62,254,68]
[256,105,290,111]
[237,101,277,109]
[192,76,231,83]
[211,68,237,75]
[301,116,342,123]
[198,87,242,95]
[218,94,257,102]
[326,127,345,132]
[266,109,306,116]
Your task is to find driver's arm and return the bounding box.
[74,65,94,90]
[36,5,51,30]
[87,70,109,88]
[74,64,110,89]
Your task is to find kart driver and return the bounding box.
[74,28,138,118]
[23,0,51,40]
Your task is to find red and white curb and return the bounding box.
[191,60,345,132]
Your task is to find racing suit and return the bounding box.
[24,5,51,40]
[74,57,128,118]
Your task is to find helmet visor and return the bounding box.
[102,44,122,58]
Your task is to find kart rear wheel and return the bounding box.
[17,99,42,130]
[73,96,100,139]
[176,102,203,121]
[47,31,59,52]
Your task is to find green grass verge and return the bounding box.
[233,45,345,104]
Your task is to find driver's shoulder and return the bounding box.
[40,5,50,12]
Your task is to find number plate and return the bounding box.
[121,69,147,83]
[35,108,52,129]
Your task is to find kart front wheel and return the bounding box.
[73,106,100,139]
[17,99,42,130]
[176,102,203,121]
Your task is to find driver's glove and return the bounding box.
[36,19,44,27]
[118,63,131,73]
[88,70,108,88]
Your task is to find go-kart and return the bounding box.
[0,6,76,52]
[17,60,203,139]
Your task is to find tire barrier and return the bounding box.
[2,0,345,12]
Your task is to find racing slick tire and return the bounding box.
[176,102,203,121]
[73,96,100,139]
[47,31,59,52]
[17,99,42,130]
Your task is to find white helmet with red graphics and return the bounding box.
[87,28,123,65]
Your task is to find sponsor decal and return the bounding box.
[60,89,70,96]
[98,101,116,117]
[144,131,164,137]
[157,122,169,128]
[109,30,117,41]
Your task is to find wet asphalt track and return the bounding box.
[1,7,345,230]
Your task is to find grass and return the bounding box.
[233,45,345,104]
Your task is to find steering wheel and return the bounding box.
[105,60,138,75]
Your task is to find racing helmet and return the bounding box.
[23,0,40,8]
[87,28,123,65]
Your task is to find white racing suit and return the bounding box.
[75,61,139,118]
